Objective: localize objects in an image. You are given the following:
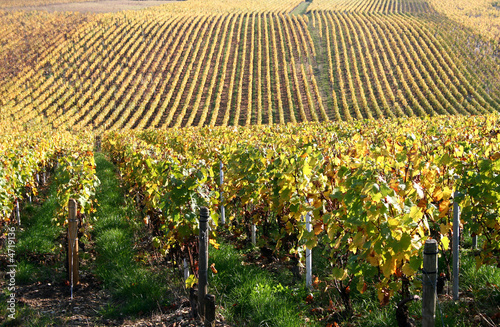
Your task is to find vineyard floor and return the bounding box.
[4,0,179,13]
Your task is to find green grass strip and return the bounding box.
[210,243,318,326]
[290,1,310,15]
[6,171,65,285]
[0,169,66,324]
[92,152,169,317]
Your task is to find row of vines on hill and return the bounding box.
[0,123,100,231]
[1,7,499,130]
[0,11,93,86]
[309,11,499,120]
[307,0,434,14]
[1,12,325,130]
[102,115,500,304]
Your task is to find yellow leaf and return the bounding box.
[439,200,450,213]
[401,263,415,277]
[388,218,399,227]
[313,222,323,235]
[442,187,453,201]
[210,263,218,274]
[209,239,220,250]
[185,274,198,289]
[441,235,450,250]
[409,206,423,222]
[382,258,396,277]
[366,251,379,266]
[440,223,452,235]
[433,188,444,202]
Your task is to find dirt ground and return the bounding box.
[6,0,180,13]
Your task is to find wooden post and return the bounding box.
[198,207,209,319]
[472,234,477,249]
[94,135,101,152]
[204,294,216,326]
[305,211,312,289]
[453,191,460,301]
[189,288,198,318]
[422,239,438,327]
[219,161,225,225]
[68,199,79,299]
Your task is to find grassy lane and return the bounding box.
[210,243,318,326]
[0,169,67,325]
[92,152,171,317]
[10,179,66,285]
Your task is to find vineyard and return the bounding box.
[101,115,500,277]
[1,0,500,325]
[0,0,101,9]
[1,0,500,129]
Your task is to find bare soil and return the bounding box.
[6,0,180,14]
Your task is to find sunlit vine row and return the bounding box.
[102,115,500,305]
[307,0,433,14]
[310,11,500,121]
[0,120,98,228]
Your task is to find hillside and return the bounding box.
[0,0,498,130]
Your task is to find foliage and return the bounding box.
[103,114,500,304]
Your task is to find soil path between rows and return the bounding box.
[5,0,180,13]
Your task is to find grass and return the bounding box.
[13,184,66,285]
[0,169,66,325]
[210,242,318,326]
[291,1,311,16]
[4,175,66,286]
[92,152,172,317]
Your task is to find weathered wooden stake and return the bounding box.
[94,135,102,152]
[198,207,209,318]
[422,239,438,327]
[472,234,477,249]
[204,294,216,326]
[472,218,477,250]
[219,161,225,225]
[189,288,198,318]
[453,191,460,301]
[68,199,79,299]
